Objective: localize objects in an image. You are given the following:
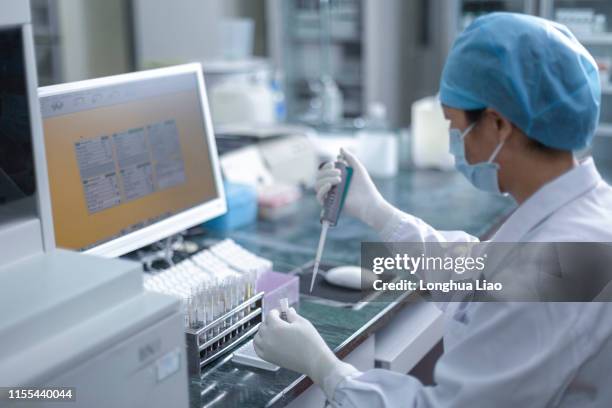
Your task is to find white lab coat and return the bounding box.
[325,158,612,407]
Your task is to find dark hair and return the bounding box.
[465,108,563,154]
[465,108,486,124]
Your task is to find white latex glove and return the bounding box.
[254,308,358,398]
[315,148,396,234]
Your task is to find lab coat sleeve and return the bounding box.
[377,207,481,308]
[326,302,590,408]
[379,207,479,244]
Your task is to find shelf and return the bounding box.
[577,33,612,45]
[291,34,361,45]
[596,123,612,137]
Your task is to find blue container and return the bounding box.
[203,182,257,231]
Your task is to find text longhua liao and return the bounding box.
[370,253,502,293]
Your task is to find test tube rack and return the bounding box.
[185,291,264,376]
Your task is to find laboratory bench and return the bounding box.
[184,167,515,408]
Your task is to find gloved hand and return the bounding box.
[315,148,396,234]
[254,308,358,398]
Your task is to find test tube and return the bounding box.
[221,280,228,346]
[231,277,238,338]
[195,285,204,329]
[226,277,234,331]
[280,298,289,321]
[204,284,213,355]
[235,275,244,334]
[214,284,222,350]
[207,285,215,342]
[183,296,190,328]
[187,296,195,329]
[189,288,197,328]
[233,276,241,323]
[249,269,258,312]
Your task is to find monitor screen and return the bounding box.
[40,65,224,255]
[0,27,36,206]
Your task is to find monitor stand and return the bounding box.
[133,232,200,271]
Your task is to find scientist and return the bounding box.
[254,13,612,407]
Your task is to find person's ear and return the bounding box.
[485,108,513,143]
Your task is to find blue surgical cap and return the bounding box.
[440,12,601,151]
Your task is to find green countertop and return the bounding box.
[189,168,515,407]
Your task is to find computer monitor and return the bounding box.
[39,64,226,257]
[0,28,35,206]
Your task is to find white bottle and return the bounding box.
[410,96,453,170]
[356,102,398,178]
[321,76,343,124]
[210,74,276,126]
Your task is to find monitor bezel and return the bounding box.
[0,1,56,262]
[38,63,226,257]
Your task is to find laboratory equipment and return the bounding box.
[233,339,280,371]
[411,96,454,170]
[310,156,353,292]
[256,270,300,315]
[184,291,264,375]
[1,3,190,407]
[280,297,289,320]
[204,182,258,232]
[209,74,277,126]
[220,145,275,187]
[144,238,272,306]
[0,250,189,408]
[269,0,365,121]
[321,75,344,124]
[220,18,255,60]
[0,0,54,260]
[143,238,274,374]
[231,297,290,372]
[258,132,318,188]
[216,126,318,188]
[257,183,302,220]
[555,8,598,35]
[39,63,226,257]
[200,58,271,97]
[355,102,399,178]
[208,238,273,275]
[324,265,365,290]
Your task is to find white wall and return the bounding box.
[51,0,266,82]
[364,0,458,127]
[132,0,267,69]
[57,0,131,82]
[85,0,131,78]
[57,0,87,81]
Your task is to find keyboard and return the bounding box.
[144,239,272,300]
[206,238,272,277]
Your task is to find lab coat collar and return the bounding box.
[491,158,601,242]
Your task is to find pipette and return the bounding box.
[310,155,353,292]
